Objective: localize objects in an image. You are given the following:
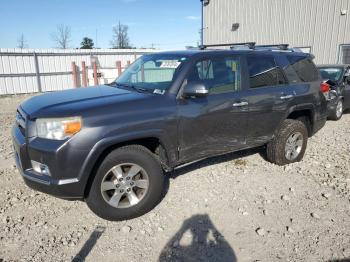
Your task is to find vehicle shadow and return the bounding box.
[168,146,265,180]
[159,214,236,262]
[72,226,106,262]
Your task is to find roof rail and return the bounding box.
[199,42,256,50]
[255,44,289,50]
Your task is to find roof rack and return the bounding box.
[199,42,256,50]
[255,44,290,50]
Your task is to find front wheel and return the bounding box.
[329,99,343,121]
[266,119,308,166]
[86,145,164,221]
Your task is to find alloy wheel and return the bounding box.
[284,132,303,161]
[100,163,149,208]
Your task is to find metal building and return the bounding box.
[203,0,350,64]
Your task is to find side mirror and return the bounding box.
[183,82,209,98]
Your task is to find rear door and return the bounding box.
[178,55,249,162]
[243,54,294,145]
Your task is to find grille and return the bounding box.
[16,108,26,135]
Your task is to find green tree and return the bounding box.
[80,37,94,49]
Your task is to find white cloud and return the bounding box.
[186,16,201,20]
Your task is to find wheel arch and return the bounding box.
[284,105,315,137]
[80,132,175,198]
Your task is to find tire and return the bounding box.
[86,145,164,221]
[266,119,308,166]
[328,99,343,121]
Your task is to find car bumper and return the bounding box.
[327,97,340,116]
[12,125,88,200]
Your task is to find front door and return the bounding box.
[178,55,249,163]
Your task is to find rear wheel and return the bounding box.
[329,99,343,121]
[266,119,308,166]
[86,145,164,221]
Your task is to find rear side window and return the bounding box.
[286,56,319,82]
[247,55,287,88]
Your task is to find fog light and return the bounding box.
[31,160,51,176]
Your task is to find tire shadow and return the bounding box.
[159,214,236,262]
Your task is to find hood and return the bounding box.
[20,85,146,118]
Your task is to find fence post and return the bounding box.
[141,64,145,81]
[33,52,42,92]
[81,61,88,87]
[116,61,122,76]
[71,62,79,87]
[93,61,99,85]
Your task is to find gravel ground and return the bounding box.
[0,94,349,262]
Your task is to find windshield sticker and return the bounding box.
[159,60,181,69]
[153,89,165,95]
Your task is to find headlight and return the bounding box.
[36,117,82,140]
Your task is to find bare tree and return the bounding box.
[110,22,131,49]
[51,24,71,49]
[17,34,27,49]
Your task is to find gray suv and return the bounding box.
[12,43,328,220]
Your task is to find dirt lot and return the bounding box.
[0,94,349,262]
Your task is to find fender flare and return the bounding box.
[77,129,177,194]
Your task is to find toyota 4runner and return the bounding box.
[12,43,328,220]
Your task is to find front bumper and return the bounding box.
[12,125,88,200]
[327,97,341,116]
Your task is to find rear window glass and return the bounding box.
[286,56,319,82]
[319,68,343,82]
[247,55,287,88]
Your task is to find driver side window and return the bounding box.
[187,57,241,95]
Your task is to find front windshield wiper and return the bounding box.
[109,82,152,93]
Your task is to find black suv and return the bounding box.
[12,43,328,220]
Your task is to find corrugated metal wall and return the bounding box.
[203,0,350,64]
[0,48,155,95]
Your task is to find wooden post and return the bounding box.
[116,61,122,76]
[81,61,88,87]
[71,62,78,87]
[93,61,99,85]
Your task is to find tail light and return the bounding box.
[320,82,330,93]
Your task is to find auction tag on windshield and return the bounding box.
[160,60,181,68]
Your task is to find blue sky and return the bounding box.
[0,0,202,49]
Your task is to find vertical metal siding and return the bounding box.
[0,48,155,95]
[204,0,350,64]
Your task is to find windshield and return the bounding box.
[319,67,344,82]
[114,54,188,94]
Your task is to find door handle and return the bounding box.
[232,101,249,107]
[280,94,294,100]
